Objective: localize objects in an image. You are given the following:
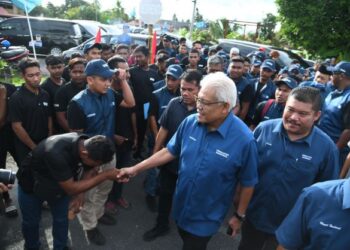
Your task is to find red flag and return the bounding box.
[151,31,157,64]
[95,27,101,43]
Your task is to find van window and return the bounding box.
[0,19,22,31]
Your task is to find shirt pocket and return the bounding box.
[283,158,316,186]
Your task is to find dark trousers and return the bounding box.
[178,227,212,250]
[238,219,278,250]
[135,112,147,157]
[156,168,178,227]
[18,186,70,250]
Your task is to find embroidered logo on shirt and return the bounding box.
[150,77,155,81]
[43,102,48,106]
[54,104,59,107]
[189,136,197,141]
[301,154,312,161]
[216,149,229,158]
[320,221,342,230]
[87,113,96,117]
[265,142,272,146]
[111,101,115,106]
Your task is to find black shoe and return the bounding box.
[145,195,157,213]
[98,213,116,225]
[143,225,170,241]
[86,227,106,246]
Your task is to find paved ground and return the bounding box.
[0,155,240,250]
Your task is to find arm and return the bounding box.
[118,70,135,108]
[131,111,138,149]
[238,101,250,120]
[340,152,350,178]
[48,116,53,136]
[56,112,70,132]
[117,148,176,182]
[0,85,6,128]
[153,127,168,154]
[149,115,159,139]
[336,129,350,149]
[67,101,86,133]
[12,122,36,150]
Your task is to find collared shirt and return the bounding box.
[233,76,254,104]
[167,113,258,236]
[54,81,86,112]
[248,79,276,119]
[247,119,339,234]
[252,100,284,126]
[152,79,166,92]
[276,178,350,250]
[149,86,180,121]
[318,87,350,143]
[299,80,333,103]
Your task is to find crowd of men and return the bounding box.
[0,33,350,250]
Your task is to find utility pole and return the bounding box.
[189,0,197,40]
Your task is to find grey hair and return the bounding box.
[200,72,237,111]
[207,55,224,66]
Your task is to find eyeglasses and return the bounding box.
[195,96,225,107]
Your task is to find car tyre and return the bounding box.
[50,47,62,56]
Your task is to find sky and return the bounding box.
[42,0,278,23]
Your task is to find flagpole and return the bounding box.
[24,1,37,59]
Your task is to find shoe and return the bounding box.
[117,197,131,209]
[143,225,170,241]
[98,213,116,225]
[4,199,18,218]
[86,227,106,246]
[145,195,157,213]
[105,201,118,215]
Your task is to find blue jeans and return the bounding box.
[18,186,70,250]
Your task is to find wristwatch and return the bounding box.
[234,211,246,222]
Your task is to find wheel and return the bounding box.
[50,47,62,56]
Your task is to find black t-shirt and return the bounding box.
[0,83,17,139]
[54,81,86,112]
[343,102,350,129]
[129,66,158,108]
[67,91,123,130]
[149,64,165,82]
[8,85,51,143]
[62,65,71,83]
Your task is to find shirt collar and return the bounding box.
[342,178,350,209]
[214,113,235,138]
[272,119,314,147]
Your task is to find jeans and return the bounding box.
[178,227,212,250]
[18,185,70,250]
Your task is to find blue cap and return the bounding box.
[166,64,183,79]
[275,76,297,89]
[85,59,116,78]
[253,59,262,66]
[331,61,350,77]
[261,59,276,71]
[288,64,305,75]
[83,42,102,54]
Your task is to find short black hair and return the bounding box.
[289,87,322,112]
[101,43,113,52]
[133,45,149,57]
[230,56,245,64]
[189,49,200,55]
[180,70,202,86]
[68,57,86,70]
[19,58,40,74]
[45,55,64,66]
[84,135,115,164]
[179,37,186,43]
[116,44,129,51]
[192,40,202,46]
[70,52,83,60]
[156,49,169,56]
[243,56,251,63]
[108,55,126,69]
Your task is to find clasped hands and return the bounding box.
[104,166,137,183]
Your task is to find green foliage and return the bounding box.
[276,0,350,60]
[260,13,277,41]
[195,8,203,22]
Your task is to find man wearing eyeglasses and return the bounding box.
[117,72,258,250]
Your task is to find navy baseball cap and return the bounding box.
[253,59,262,66]
[288,64,305,75]
[83,42,102,54]
[85,59,116,78]
[275,76,297,89]
[261,59,276,71]
[166,64,183,79]
[331,61,350,77]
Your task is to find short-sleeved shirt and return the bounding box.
[153,79,166,91]
[28,133,88,195]
[252,100,284,126]
[8,85,51,143]
[233,76,254,104]
[0,83,17,133]
[299,80,333,103]
[248,79,276,119]
[54,81,86,112]
[247,119,340,234]
[41,77,65,103]
[276,178,350,250]
[167,113,259,236]
[159,96,197,173]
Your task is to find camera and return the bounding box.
[0,169,16,185]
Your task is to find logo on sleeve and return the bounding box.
[43,102,48,106]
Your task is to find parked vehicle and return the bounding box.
[212,39,311,68]
[0,17,97,56]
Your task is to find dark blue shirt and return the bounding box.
[299,80,333,103]
[276,178,350,250]
[247,119,339,234]
[248,79,276,119]
[167,113,258,236]
[153,79,165,91]
[149,86,180,122]
[318,87,350,143]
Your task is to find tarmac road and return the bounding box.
[0,155,240,250]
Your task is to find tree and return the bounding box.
[172,14,178,22]
[195,8,203,22]
[260,13,277,41]
[276,0,350,59]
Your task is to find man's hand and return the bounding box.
[0,182,11,193]
[68,193,85,219]
[0,84,6,98]
[116,167,137,183]
[227,216,242,238]
[114,134,128,146]
[116,68,127,81]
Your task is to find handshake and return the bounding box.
[103,166,138,183]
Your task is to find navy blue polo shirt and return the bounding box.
[247,119,339,234]
[167,113,259,236]
[299,81,333,103]
[276,178,350,250]
[318,87,350,143]
[153,79,165,91]
[149,86,180,121]
[248,79,276,119]
[234,76,254,104]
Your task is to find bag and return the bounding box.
[260,99,275,119]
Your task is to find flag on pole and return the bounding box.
[95,27,102,43]
[151,31,157,64]
[12,0,42,13]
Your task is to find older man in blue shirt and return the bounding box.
[118,72,258,250]
[276,178,350,250]
[239,87,340,250]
